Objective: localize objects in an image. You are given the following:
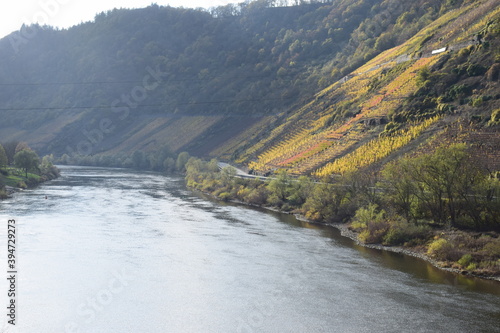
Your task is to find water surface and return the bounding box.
[0,166,499,332]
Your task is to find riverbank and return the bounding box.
[264,201,500,283]
[192,186,500,283]
[280,204,500,282]
[4,186,19,196]
[326,222,500,282]
[184,157,500,283]
[0,165,60,199]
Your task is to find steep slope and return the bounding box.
[230,0,500,176]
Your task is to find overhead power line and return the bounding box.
[0,96,294,112]
[0,73,295,87]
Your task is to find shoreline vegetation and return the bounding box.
[183,144,500,282]
[0,142,60,199]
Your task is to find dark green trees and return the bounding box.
[0,144,7,168]
[14,149,40,178]
[382,144,500,230]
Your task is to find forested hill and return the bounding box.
[0,0,499,174]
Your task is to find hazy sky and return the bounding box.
[0,0,235,39]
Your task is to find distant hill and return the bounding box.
[0,0,498,174]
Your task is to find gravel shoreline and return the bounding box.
[5,186,19,196]
[294,214,500,283]
[195,189,500,283]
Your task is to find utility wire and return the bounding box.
[0,74,295,87]
[0,96,294,112]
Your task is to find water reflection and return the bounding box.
[206,195,500,297]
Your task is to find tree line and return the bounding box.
[187,143,500,231]
[56,147,192,174]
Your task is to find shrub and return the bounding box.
[201,179,217,192]
[218,192,231,201]
[352,205,390,244]
[443,84,471,101]
[483,237,500,258]
[466,63,487,77]
[489,109,500,126]
[383,221,431,246]
[478,260,500,272]
[351,204,385,229]
[356,221,385,243]
[469,95,492,107]
[212,187,225,197]
[437,103,454,113]
[457,254,473,267]
[305,211,322,222]
[286,192,303,206]
[267,193,283,207]
[245,188,268,205]
[16,181,27,189]
[25,176,39,187]
[466,263,477,271]
[236,187,251,201]
[486,63,500,81]
[457,47,471,59]
[427,238,450,259]
[379,122,400,137]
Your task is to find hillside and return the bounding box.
[0,0,498,175]
[232,0,500,177]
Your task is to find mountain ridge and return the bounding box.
[0,0,498,175]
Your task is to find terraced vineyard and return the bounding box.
[314,116,441,177]
[245,53,444,175]
[236,0,500,177]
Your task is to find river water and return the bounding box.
[0,166,499,333]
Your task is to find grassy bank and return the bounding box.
[0,165,60,199]
[1,143,61,198]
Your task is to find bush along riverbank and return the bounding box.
[185,144,500,281]
[0,142,60,199]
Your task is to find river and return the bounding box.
[0,166,499,332]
